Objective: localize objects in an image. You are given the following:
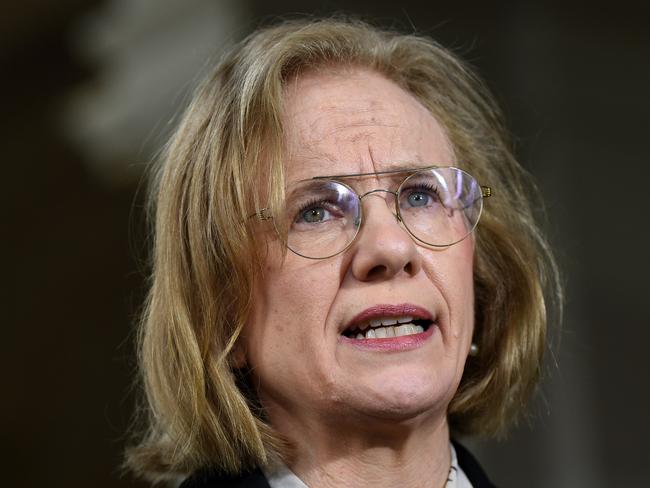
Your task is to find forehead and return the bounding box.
[281,68,453,183]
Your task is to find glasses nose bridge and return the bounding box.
[358,187,397,200]
[359,188,397,206]
[357,187,402,222]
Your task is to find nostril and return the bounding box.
[365,264,388,280]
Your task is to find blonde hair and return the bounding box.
[126,17,561,482]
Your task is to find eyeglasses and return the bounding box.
[252,166,491,260]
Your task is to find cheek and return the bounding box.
[454,241,475,307]
[240,259,345,410]
[266,263,338,322]
[454,244,475,352]
[422,241,475,340]
[452,242,475,335]
[243,258,340,366]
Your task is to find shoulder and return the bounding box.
[179,468,271,488]
[452,440,498,488]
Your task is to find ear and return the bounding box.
[229,340,247,369]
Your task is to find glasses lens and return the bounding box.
[282,180,360,259]
[398,167,484,247]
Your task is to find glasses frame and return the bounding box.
[251,165,492,260]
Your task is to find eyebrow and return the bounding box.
[308,164,440,181]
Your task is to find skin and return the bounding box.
[239,68,475,488]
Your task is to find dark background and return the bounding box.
[4,1,649,486]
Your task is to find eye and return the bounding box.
[293,199,341,225]
[403,184,440,208]
[287,182,356,230]
[301,206,331,223]
[407,191,431,207]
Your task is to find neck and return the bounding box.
[269,408,452,488]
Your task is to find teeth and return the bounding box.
[348,315,431,339]
[353,323,427,339]
[395,324,413,336]
[362,315,418,330]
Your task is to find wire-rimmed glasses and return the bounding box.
[252,166,491,259]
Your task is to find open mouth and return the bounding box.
[342,316,434,340]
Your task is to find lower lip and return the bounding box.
[339,325,435,351]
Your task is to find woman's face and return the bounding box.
[240,68,474,435]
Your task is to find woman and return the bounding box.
[126,18,559,488]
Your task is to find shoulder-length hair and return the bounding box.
[126,17,561,482]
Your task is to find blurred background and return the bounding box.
[3,0,649,486]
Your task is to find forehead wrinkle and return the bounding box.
[287,132,431,182]
[290,128,395,178]
[282,69,455,183]
[292,88,403,129]
[300,118,409,164]
[301,107,402,145]
[368,144,380,180]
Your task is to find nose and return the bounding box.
[349,194,423,281]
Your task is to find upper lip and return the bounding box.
[343,303,435,334]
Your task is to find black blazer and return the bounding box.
[180,441,496,488]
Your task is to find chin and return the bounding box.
[344,370,456,423]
